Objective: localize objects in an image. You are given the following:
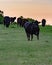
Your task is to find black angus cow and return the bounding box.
[4,16,10,27]
[17,17,22,26]
[24,20,40,41]
[21,19,28,27]
[10,17,16,24]
[42,19,46,27]
[17,17,28,27]
[4,16,16,27]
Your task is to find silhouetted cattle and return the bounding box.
[21,19,28,27]
[17,17,22,26]
[4,16,10,27]
[10,17,16,24]
[24,20,40,41]
[4,16,16,27]
[17,17,28,27]
[42,19,46,27]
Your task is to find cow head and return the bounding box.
[32,20,40,26]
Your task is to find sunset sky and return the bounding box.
[0,0,52,25]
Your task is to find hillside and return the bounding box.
[0,24,52,65]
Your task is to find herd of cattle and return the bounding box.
[3,16,46,41]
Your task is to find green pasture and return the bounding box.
[0,24,52,65]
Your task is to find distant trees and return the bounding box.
[0,10,4,15]
[27,18,35,22]
[0,10,4,24]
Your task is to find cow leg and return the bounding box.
[37,34,39,40]
[26,33,30,41]
[6,24,9,27]
[31,34,33,41]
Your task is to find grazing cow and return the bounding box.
[10,17,16,24]
[4,16,10,27]
[4,16,16,27]
[42,19,46,27]
[17,17,22,26]
[17,17,28,27]
[24,20,40,41]
[21,19,28,27]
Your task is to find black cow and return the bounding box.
[42,19,46,27]
[17,17,22,26]
[10,17,16,24]
[21,19,28,27]
[24,20,40,41]
[4,16,10,27]
[17,17,28,27]
[4,16,16,27]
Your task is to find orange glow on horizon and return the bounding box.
[0,0,52,25]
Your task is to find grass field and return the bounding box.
[0,24,52,65]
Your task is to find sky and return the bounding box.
[0,0,52,25]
